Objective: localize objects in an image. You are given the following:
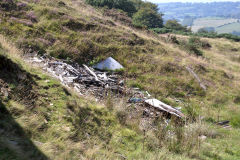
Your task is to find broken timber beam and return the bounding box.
[83,64,99,81]
[186,66,207,91]
[145,99,184,118]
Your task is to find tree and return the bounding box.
[132,7,163,29]
[197,27,215,34]
[86,0,136,16]
[131,0,158,11]
[165,20,188,32]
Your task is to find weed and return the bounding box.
[230,113,240,128]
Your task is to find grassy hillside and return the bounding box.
[1,0,240,159]
[0,36,151,160]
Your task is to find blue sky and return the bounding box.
[147,0,240,3]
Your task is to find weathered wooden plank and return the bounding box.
[145,99,184,118]
[186,66,207,91]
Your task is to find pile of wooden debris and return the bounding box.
[29,56,125,98]
[28,55,185,119]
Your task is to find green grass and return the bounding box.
[0,45,147,159]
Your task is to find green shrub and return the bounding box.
[165,20,189,32]
[150,27,172,34]
[184,37,203,56]
[217,33,240,42]
[197,27,215,33]
[168,35,179,44]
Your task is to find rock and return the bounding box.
[199,135,207,141]
[128,97,143,103]
[64,126,70,132]
[8,140,18,146]
[44,119,48,124]
[34,140,43,146]
[0,129,4,134]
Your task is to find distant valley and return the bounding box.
[158,2,240,35]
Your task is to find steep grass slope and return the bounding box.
[0,37,147,160]
[0,0,240,159]
[0,34,207,160]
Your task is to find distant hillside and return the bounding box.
[157,2,240,21]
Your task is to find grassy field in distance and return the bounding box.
[191,17,238,32]
[216,22,240,34]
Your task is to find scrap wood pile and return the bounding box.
[28,55,184,119]
[29,56,125,98]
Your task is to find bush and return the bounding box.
[168,35,179,44]
[185,37,203,56]
[86,0,136,16]
[132,7,163,29]
[165,20,189,32]
[186,43,203,56]
[150,28,172,34]
[217,33,240,42]
[198,27,215,33]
